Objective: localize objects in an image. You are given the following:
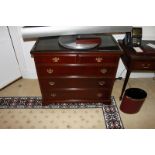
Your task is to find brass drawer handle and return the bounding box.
[96,57,103,63]
[51,93,56,97]
[46,68,53,74]
[49,81,55,86]
[52,57,60,63]
[143,66,150,69]
[100,68,107,74]
[97,93,103,97]
[98,81,105,86]
[142,64,151,69]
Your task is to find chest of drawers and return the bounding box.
[31,35,122,106]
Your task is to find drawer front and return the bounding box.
[78,54,118,64]
[36,65,117,77]
[132,61,155,70]
[43,89,111,101]
[39,78,114,89]
[34,54,77,64]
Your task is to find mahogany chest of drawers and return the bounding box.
[31,35,122,106]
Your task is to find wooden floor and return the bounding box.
[0,78,155,129]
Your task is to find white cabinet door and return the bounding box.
[0,26,21,89]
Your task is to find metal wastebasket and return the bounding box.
[120,88,147,114]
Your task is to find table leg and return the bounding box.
[119,70,131,100]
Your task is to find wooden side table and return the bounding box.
[118,40,155,100]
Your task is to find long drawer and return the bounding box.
[36,65,116,77]
[39,77,114,89]
[42,88,111,101]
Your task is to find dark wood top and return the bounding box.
[31,35,122,53]
[118,40,155,60]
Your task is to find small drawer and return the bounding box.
[34,54,77,64]
[43,89,111,101]
[132,61,155,70]
[39,77,114,89]
[78,54,118,64]
[36,65,116,77]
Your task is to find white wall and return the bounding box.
[11,26,155,79]
[142,26,155,40]
[0,27,21,89]
[9,27,37,79]
[22,40,37,78]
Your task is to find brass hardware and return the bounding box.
[98,81,105,86]
[49,81,55,86]
[100,68,107,74]
[96,57,103,63]
[142,64,151,69]
[97,93,103,97]
[51,93,56,97]
[46,68,53,74]
[52,57,60,63]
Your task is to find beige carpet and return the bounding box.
[1,78,155,128]
[0,108,105,129]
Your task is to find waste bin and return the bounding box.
[120,88,147,114]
